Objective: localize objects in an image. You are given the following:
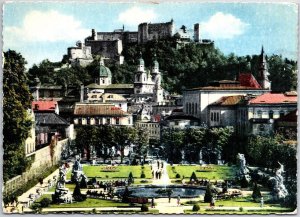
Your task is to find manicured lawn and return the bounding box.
[49,198,131,208]
[167,165,237,181]
[82,165,152,179]
[184,208,294,214]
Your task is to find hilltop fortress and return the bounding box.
[67,20,213,66]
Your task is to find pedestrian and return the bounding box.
[158,171,161,179]
[210,197,215,208]
[177,195,180,206]
[161,162,164,168]
[157,161,160,168]
[151,197,155,208]
[168,191,171,203]
[155,170,158,179]
[260,197,264,208]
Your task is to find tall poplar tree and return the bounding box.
[3,50,33,182]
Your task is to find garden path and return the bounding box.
[151,160,171,185]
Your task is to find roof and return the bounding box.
[210,95,245,106]
[249,93,297,104]
[32,101,57,111]
[85,83,133,89]
[99,65,112,77]
[238,73,262,89]
[35,113,69,126]
[74,103,130,116]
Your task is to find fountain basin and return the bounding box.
[115,185,206,198]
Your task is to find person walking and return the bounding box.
[177,195,181,206]
[168,191,171,203]
[210,197,215,208]
[260,197,264,208]
[151,197,155,208]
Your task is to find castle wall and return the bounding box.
[85,40,122,59]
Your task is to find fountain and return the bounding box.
[269,162,288,200]
[199,150,204,165]
[217,150,223,165]
[71,155,89,184]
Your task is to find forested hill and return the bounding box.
[28,37,297,94]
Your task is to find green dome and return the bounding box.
[153,60,159,68]
[99,65,112,77]
[139,57,144,65]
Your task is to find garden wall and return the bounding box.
[3,138,69,196]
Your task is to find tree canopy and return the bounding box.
[3,50,33,182]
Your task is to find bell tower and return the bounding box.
[258,46,271,90]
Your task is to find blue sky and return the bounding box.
[3,2,298,68]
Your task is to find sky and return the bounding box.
[3,2,298,68]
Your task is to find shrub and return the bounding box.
[73,183,86,202]
[141,172,146,178]
[40,198,51,208]
[239,207,244,212]
[252,182,261,201]
[80,177,88,188]
[141,204,149,212]
[141,180,148,183]
[240,176,249,188]
[141,166,145,170]
[204,183,213,203]
[176,174,181,178]
[192,204,200,211]
[128,172,134,184]
[190,172,198,182]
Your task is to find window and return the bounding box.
[87,117,90,125]
[195,103,198,114]
[106,118,110,125]
[191,103,194,115]
[269,110,274,119]
[257,110,262,118]
[116,118,120,125]
[102,79,105,84]
[216,112,219,122]
[211,112,213,121]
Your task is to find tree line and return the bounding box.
[27,37,297,94]
[75,125,149,164]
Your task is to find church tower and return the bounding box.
[258,46,271,90]
[134,53,149,94]
[151,54,163,103]
[98,58,112,86]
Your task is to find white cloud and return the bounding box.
[4,10,89,44]
[201,12,249,39]
[118,6,157,26]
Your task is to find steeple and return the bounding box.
[258,46,271,90]
[152,53,159,73]
[138,52,145,72]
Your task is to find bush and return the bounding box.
[176,174,181,178]
[80,177,88,188]
[40,198,51,208]
[140,180,149,183]
[190,172,198,182]
[141,172,146,178]
[192,204,200,211]
[128,172,134,184]
[252,182,261,201]
[73,183,86,202]
[239,207,244,212]
[141,204,149,212]
[204,183,213,203]
[240,176,249,188]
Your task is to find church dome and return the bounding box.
[99,65,112,77]
[139,57,144,65]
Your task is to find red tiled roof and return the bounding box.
[32,101,57,111]
[74,103,129,116]
[211,95,244,106]
[238,73,261,89]
[249,93,297,104]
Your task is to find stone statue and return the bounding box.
[269,162,288,200]
[236,153,250,181]
[199,150,204,165]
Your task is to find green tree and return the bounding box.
[204,183,213,203]
[3,50,33,182]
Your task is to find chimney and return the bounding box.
[80,84,84,102]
